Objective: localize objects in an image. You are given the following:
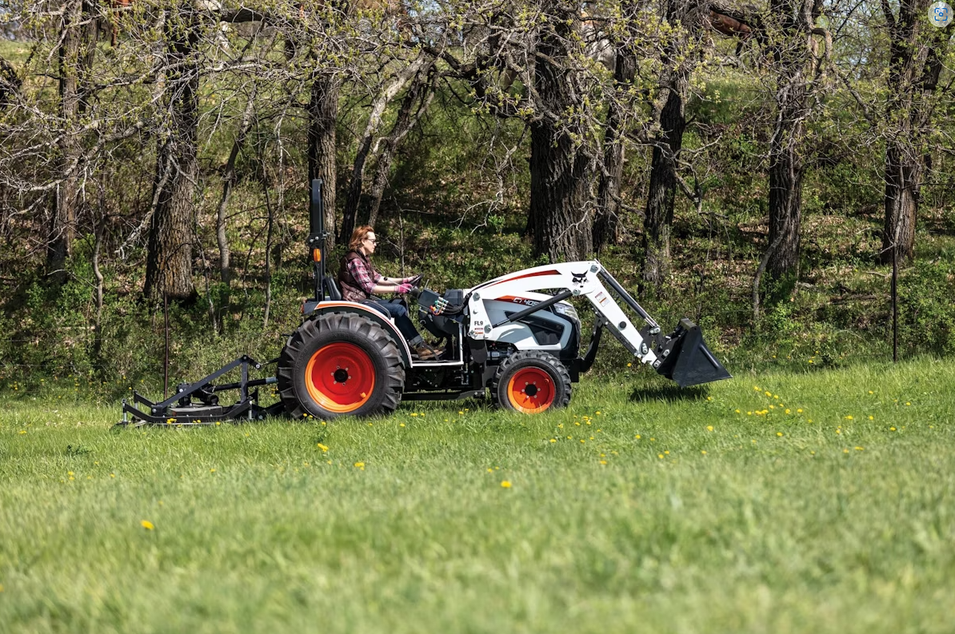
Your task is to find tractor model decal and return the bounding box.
[499,295,540,307]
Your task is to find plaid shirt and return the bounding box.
[343,253,382,299]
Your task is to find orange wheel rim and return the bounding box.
[506,367,555,413]
[305,343,375,413]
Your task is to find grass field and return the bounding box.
[2,359,954,633]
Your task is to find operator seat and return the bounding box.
[324,277,343,301]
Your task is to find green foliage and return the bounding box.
[384,222,540,291]
[898,257,955,356]
[388,83,531,217]
[0,263,99,383]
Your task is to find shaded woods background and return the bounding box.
[0,1,952,393]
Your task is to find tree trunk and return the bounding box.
[144,6,200,302]
[593,49,635,254]
[215,90,256,287]
[640,0,702,296]
[882,139,920,263]
[0,55,19,108]
[758,0,823,293]
[341,57,425,241]
[878,0,951,264]
[92,221,104,363]
[48,0,85,285]
[529,126,593,262]
[642,81,687,293]
[528,3,593,262]
[365,67,434,227]
[766,77,806,282]
[307,75,338,250]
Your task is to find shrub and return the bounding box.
[898,258,955,357]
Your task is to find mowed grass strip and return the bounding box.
[1,358,954,633]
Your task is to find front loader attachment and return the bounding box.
[653,319,732,388]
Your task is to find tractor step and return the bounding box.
[401,389,486,401]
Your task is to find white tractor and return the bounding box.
[121,181,730,425]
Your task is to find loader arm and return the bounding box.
[466,261,731,387]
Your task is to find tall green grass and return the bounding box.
[2,359,954,633]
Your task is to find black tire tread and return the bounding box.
[491,350,572,412]
[276,312,405,419]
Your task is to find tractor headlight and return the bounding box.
[553,302,581,330]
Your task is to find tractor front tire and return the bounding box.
[277,312,405,419]
[492,351,572,414]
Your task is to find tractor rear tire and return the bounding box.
[277,312,405,419]
[491,350,572,414]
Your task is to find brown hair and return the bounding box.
[348,225,375,251]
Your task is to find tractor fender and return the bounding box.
[303,301,413,368]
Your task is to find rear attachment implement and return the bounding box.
[118,356,285,427]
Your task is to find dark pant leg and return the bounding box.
[362,299,420,342]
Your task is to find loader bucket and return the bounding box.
[654,318,732,388]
